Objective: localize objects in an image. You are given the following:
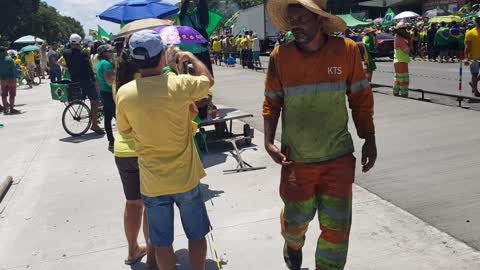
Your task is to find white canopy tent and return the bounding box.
[13,35,45,44]
[394,11,420,20]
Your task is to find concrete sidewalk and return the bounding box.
[1,81,480,270]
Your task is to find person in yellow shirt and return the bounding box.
[242,31,255,69]
[465,17,480,97]
[116,30,214,270]
[24,51,36,85]
[211,36,223,66]
[112,44,155,268]
[236,35,244,65]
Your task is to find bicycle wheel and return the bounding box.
[62,101,92,137]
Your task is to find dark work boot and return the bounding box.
[283,242,302,270]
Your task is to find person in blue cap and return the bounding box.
[116,29,214,270]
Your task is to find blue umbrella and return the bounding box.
[98,0,179,24]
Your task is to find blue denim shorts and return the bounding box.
[142,185,211,247]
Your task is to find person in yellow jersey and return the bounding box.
[236,35,244,65]
[112,41,156,268]
[464,17,480,97]
[116,30,214,270]
[211,36,223,66]
[24,51,36,86]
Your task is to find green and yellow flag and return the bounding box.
[89,29,98,40]
[224,11,240,28]
[457,3,472,17]
[383,8,396,27]
[98,25,112,42]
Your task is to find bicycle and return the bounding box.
[50,80,103,137]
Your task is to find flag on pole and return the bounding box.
[89,29,98,40]
[456,3,472,17]
[224,11,240,28]
[98,25,112,41]
[382,8,396,27]
[206,10,224,36]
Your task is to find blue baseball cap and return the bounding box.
[129,30,165,61]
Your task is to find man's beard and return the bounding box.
[292,29,317,44]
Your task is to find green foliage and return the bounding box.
[0,0,84,45]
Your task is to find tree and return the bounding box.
[0,0,84,45]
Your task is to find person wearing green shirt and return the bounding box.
[435,22,450,63]
[96,44,116,150]
[363,28,377,82]
[0,46,20,114]
[178,0,213,75]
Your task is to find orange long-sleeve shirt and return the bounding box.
[263,37,375,163]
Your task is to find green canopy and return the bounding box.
[337,14,373,28]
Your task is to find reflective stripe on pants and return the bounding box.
[393,62,410,95]
[280,155,355,270]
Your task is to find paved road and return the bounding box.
[1,78,480,270]
[259,56,477,97]
[213,65,480,250]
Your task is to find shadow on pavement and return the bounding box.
[200,183,225,205]
[175,249,228,270]
[129,262,153,270]
[59,133,105,144]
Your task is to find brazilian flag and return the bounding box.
[98,25,112,42]
[382,8,395,27]
[457,3,472,17]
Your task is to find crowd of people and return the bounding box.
[209,31,262,69]
[341,15,480,98]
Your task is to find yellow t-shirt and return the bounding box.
[466,27,480,59]
[245,35,254,50]
[116,74,210,197]
[240,38,248,50]
[113,73,142,158]
[25,53,35,66]
[236,38,243,51]
[212,40,222,52]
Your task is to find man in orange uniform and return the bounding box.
[264,1,377,270]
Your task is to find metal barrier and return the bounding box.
[371,83,480,108]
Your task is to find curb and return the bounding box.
[0,176,13,204]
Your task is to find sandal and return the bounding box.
[124,246,147,265]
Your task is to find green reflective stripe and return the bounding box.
[284,82,348,97]
[316,256,346,270]
[349,79,370,93]
[317,238,349,253]
[265,91,284,99]
[282,197,317,225]
[282,230,307,246]
[319,212,350,231]
[319,194,351,209]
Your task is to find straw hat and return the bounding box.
[364,27,376,34]
[395,21,408,30]
[267,0,347,34]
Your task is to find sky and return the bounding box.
[44,0,121,37]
